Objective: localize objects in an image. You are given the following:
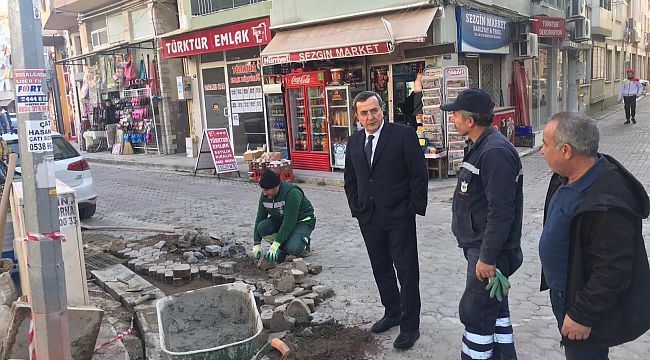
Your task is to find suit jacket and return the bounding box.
[344,121,428,225]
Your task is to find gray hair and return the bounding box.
[459,110,494,127]
[549,111,599,157]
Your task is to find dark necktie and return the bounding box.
[365,134,374,166]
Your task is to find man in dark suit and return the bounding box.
[344,91,428,350]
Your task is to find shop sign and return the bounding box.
[228,60,263,116]
[456,8,509,55]
[194,128,239,174]
[161,18,271,59]
[14,69,49,114]
[532,16,565,39]
[262,42,393,66]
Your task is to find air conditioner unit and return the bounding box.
[567,0,586,19]
[518,33,539,58]
[574,18,591,42]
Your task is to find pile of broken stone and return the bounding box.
[109,229,336,333]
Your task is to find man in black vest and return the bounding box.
[344,91,428,350]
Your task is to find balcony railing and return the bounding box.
[191,0,268,16]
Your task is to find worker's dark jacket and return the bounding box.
[541,154,650,348]
[452,127,523,265]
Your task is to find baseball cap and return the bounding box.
[626,68,635,74]
[440,88,495,114]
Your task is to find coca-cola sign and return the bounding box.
[286,72,326,87]
[290,74,313,86]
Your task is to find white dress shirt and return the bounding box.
[364,120,384,165]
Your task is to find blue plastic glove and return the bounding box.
[252,244,262,259]
[265,241,282,263]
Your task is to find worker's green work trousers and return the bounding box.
[256,218,315,256]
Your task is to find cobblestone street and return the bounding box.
[84,100,650,359]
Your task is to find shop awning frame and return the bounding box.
[260,7,438,65]
[55,38,157,66]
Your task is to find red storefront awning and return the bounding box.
[260,7,438,66]
[160,18,272,59]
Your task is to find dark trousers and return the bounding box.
[549,290,610,360]
[359,214,420,331]
[257,218,314,256]
[460,247,523,360]
[623,96,637,120]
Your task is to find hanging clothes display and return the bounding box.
[139,57,147,81]
[106,57,116,89]
[124,53,136,82]
[150,59,159,96]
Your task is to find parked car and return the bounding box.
[3,132,97,219]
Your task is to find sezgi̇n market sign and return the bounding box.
[456,8,510,55]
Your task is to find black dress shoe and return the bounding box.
[624,120,631,124]
[393,329,420,349]
[370,316,401,333]
[632,118,637,124]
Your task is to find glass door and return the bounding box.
[307,86,326,152]
[326,86,350,168]
[201,67,229,130]
[266,93,288,159]
[288,87,307,151]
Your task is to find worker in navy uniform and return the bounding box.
[442,89,524,360]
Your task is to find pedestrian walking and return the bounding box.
[539,111,650,359]
[440,89,524,360]
[618,68,644,124]
[344,91,428,350]
[252,170,316,263]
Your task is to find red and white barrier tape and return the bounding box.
[93,316,135,353]
[25,231,66,243]
[28,310,36,360]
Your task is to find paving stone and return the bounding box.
[301,279,320,290]
[274,274,295,293]
[270,309,295,332]
[218,262,235,275]
[308,264,322,275]
[302,298,315,312]
[291,269,305,284]
[153,241,166,250]
[292,258,309,274]
[274,294,295,306]
[309,312,333,326]
[263,291,277,305]
[261,308,273,329]
[312,285,334,300]
[173,264,192,280]
[286,299,311,324]
[290,287,309,297]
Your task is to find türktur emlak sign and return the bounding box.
[161,18,272,59]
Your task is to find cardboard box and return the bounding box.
[243,149,264,161]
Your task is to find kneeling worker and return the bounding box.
[252,170,316,262]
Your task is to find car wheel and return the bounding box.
[79,204,96,219]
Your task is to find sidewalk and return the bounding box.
[76,116,583,189]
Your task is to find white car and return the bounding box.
[3,132,97,219]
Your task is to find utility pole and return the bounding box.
[8,0,71,358]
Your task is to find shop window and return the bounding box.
[606,49,613,81]
[107,13,124,44]
[226,47,260,62]
[90,28,109,50]
[591,47,606,80]
[190,0,269,17]
[130,8,154,40]
[599,0,611,11]
[201,52,224,63]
